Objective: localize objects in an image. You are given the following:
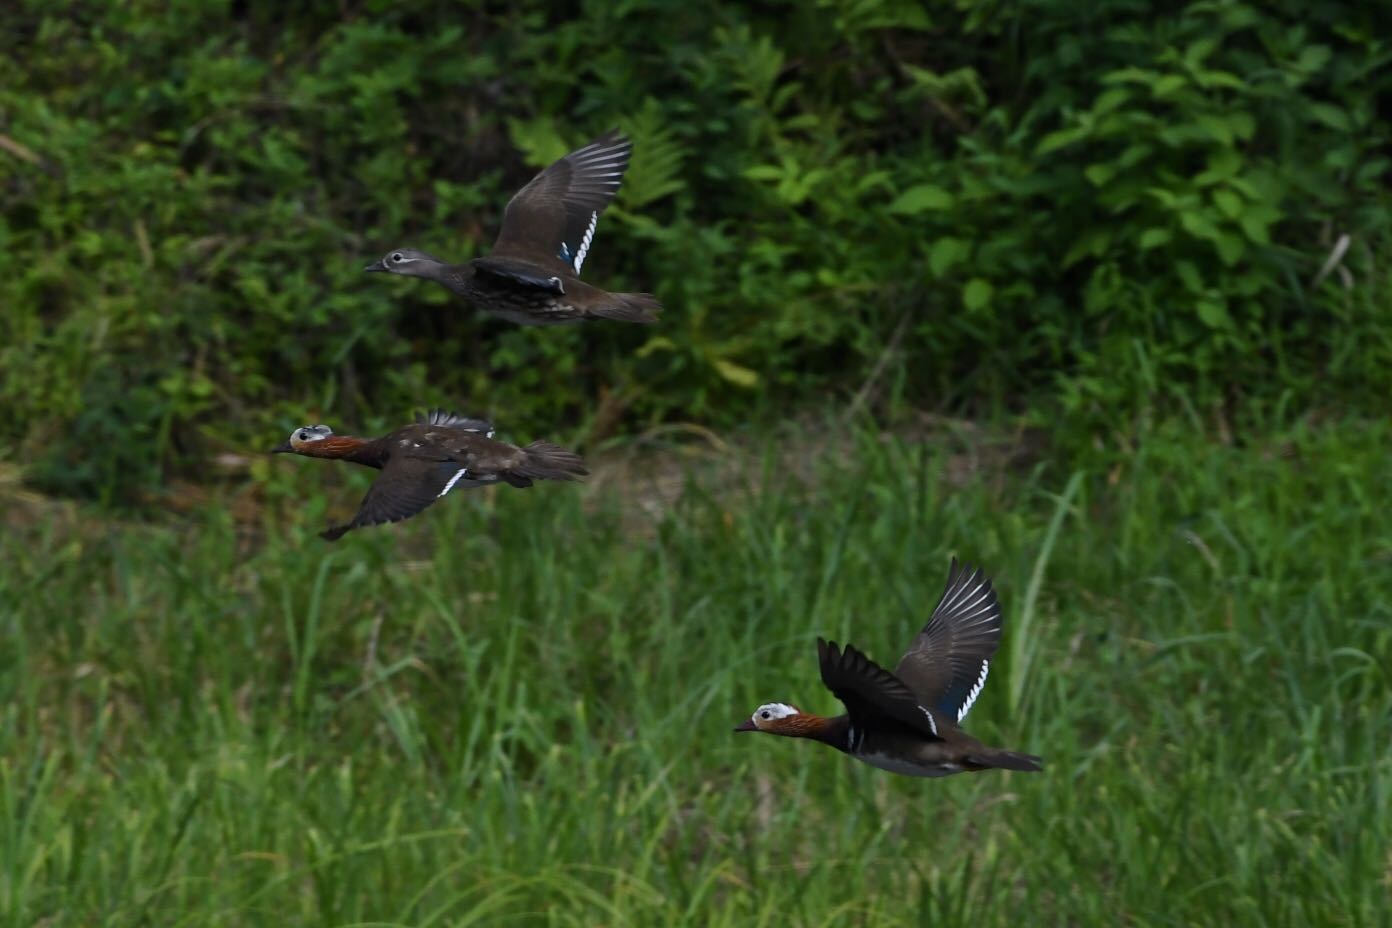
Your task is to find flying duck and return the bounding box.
[271,409,588,540]
[364,129,661,325]
[735,560,1043,778]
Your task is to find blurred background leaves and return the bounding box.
[1,0,1389,505]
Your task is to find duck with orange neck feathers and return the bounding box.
[736,560,1042,778]
[271,409,588,540]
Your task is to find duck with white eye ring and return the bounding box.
[734,561,1044,779]
[362,129,661,326]
[268,409,588,541]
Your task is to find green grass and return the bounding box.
[2,419,1389,926]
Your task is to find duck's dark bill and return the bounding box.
[733,719,758,732]
[270,440,293,453]
[363,260,387,272]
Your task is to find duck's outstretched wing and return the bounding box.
[489,130,631,277]
[415,408,494,437]
[894,560,1002,724]
[321,456,482,541]
[818,638,942,740]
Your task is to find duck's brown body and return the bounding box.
[271,410,587,540]
[736,561,1042,778]
[781,707,1042,778]
[366,130,660,326]
[387,257,659,327]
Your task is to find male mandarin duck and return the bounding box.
[365,129,661,325]
[736,560,1042,777]
[271,409,588,540]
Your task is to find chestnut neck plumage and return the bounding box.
[296,436,387,468]
[769,713,851,751]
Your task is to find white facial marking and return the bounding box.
[288,424,332,448]
[751,702,798,729]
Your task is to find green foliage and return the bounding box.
[2,421,1389,923]
[1,0,1389,502]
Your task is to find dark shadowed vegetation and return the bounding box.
[2,0,1389,502]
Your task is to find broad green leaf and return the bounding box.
[1138,228,1172,250]
[1297,45,1332,74]
[1213,188,1244,220]
[1240,213,1272,245]
[1092,87,1132,115]
[889,184,955,214]
[1101,66,1158,85]
[1036,127,1087,156]
[1214,233,1245,266]
[1195,115,1233,145]
[1176,260,1204,293]
[1308,103,1350,131]
[742,165,783,181]
[1084,164,1116,187]
[1195,69,1246,90]
[1180,210,1221,242]
[963,278,993,312]
[1152,74,1188,98]
[929,237,969,277]
[1195,297,1232,330]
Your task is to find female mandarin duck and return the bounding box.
[271,409,588,540]
[365,129,661,325]
[736,560,1042,777]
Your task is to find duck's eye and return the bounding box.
[297,430,310,441]
[391,253,404,262]
[759,710,771,720]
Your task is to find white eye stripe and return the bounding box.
[754,702,798,721]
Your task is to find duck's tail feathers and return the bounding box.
[511,441,589,483]
[969,750,1043,773]
[590,292,661,324]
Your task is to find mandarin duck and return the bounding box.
[365,129,660,325]
[736,560,1042,777]
[271,409,587,540]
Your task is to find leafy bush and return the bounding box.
[1,0,1388,502]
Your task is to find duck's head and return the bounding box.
[271,424,333,454]
[734,702,805,735]
[364,248,446,278]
